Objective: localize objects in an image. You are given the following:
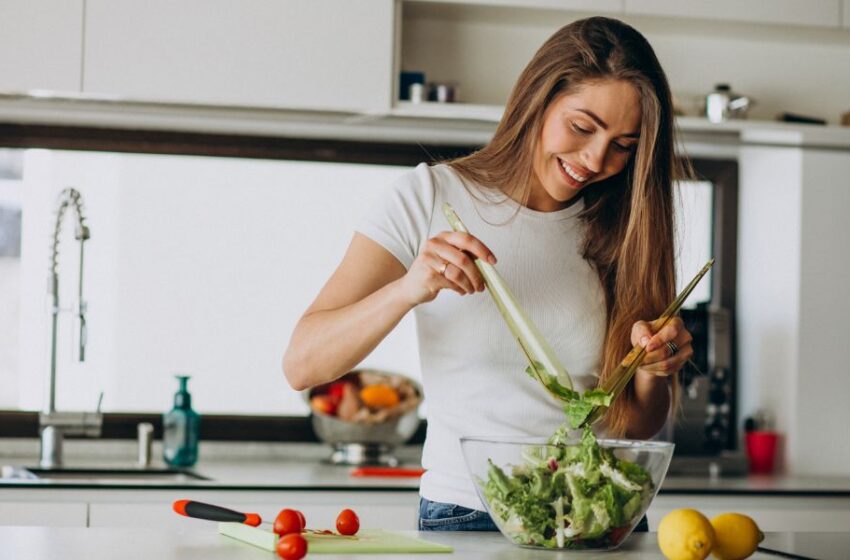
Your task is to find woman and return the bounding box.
[283,17,693,532]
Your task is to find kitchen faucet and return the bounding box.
[39,188,102,469]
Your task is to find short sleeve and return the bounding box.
[355,163,436,270]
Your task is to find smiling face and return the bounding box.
[527,79,642,212]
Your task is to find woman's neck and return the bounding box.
[509,180,582,213]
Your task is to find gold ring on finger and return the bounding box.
[665,341,679,357]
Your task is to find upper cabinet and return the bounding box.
[397,0,850,123]
[413,0,622,11]
[0,0,84,93]
[2,0,849,119]
[623,0,842,28]
[407,0,845,29]
[82,0,395,113]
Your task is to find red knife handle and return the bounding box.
[350,467,426,477]
[173,500,262,526]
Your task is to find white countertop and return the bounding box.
[3,440,850,494]
[3,93,850,150]
[0,527,845,559]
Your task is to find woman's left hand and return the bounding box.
[630,316,693,379]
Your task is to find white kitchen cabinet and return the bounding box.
[0,0,84,94]
[7,488,850,532]
[648,495,850,532]
[86,490,420,531]
[623,0,842,29]
[406,0,846,29]
[405,0,623,13]
[399,0,850,116]
[0,500,87,527]
[83,0,395,113]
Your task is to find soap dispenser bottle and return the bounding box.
[163,375,200,467]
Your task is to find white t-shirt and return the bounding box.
[356,163,607,510]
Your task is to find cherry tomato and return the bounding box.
[295,509,306,529]
[335,508,360,536]
[276,533,307,560]
[608,525,630,545]
[327,381,348,403]
[273,508,305,536]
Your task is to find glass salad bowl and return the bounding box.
[460,432,674,550]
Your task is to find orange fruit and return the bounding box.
[359,384,400,408]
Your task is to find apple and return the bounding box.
[310,394,337,416]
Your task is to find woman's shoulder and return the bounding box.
[393,162,464,194]
[429,161,464,184]
[382,163,471,215]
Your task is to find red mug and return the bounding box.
[745,431,779,474]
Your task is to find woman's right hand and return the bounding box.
[398,231,497,306]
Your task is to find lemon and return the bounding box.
[710,513,764,560]
[658,509,716,560]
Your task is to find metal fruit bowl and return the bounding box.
[306,370,422,466]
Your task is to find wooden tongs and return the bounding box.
[583,258,715,426]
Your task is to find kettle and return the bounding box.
[704,84,753,123]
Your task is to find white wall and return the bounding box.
[8,150,715,417]
[736,145,850,476]
[0,179,22,409]
[792,149,850,475]
[674,180,713,307]
[736,146,803,470]
[16,151,419,415]
[402,6,850,124]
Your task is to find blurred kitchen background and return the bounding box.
[1,0,849,481]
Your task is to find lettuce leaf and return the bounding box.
[563,389,614,429]
[483,426,654,549]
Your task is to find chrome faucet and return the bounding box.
[39,188,102,469]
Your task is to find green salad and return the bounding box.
[480,392,654,549]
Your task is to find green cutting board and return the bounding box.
[218,523,453,554]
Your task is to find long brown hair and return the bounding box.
[449,17,691,437]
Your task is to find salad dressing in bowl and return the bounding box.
[461,431,673,550]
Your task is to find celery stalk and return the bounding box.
[442,203,574,397]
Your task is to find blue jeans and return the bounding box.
[418,497,499,531]
[417,497,650,533]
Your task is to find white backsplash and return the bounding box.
[13,151,421,415]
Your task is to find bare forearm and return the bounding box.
[624,373,671,439]
[283,279,414,390]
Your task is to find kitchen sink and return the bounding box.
[1,465,211,483]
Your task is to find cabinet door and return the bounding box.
[83,0,394,113]
[624,0,841,29]
[648,495,850,532]
[411,0,623,12]
[0,501,87,527]
[0,0,83,93]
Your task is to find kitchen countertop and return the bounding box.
[1,527,846,559]
[3,440,850,495]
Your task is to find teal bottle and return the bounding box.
[163,375,200,467]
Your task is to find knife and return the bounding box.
[174,500,357,537]
[757,545,819,560]
[173,499,262,526]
